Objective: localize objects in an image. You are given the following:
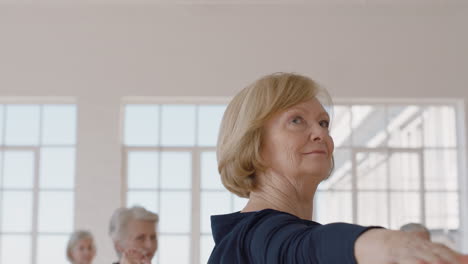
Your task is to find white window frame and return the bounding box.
[0,97,77,264]
[331,98,467,251]
[121,97,229,264]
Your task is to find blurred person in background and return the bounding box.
[67,230,96,264]
[400,223,431,241]
[109,206,158,264]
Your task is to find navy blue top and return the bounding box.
[208,209,377,264]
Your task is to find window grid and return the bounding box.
[317,103,461,231]
[123,146,220,264]
[123,102,232,264]
[0,103,76,264]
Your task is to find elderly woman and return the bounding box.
[109,206,159,264]
[209,73,467,264]
[66,230,96,264]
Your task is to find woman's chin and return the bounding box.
[302,168,331,179]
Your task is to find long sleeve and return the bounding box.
[246,211,376,264]
[209,209,379,264]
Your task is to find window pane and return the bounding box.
[352,105,386,147]
[201,191,231,233]
[330,106,351,147]
[356,152,387,190]
[158,235,190,264]
[320,148,351,191]
[159,192,191,233]
[200,235,215,264]
[1,191,33,232]
[388,106,422,148]
[197,105,226,146]
[425,192,459,230]
[423,106,456,147]
[389,152,420,191]
[160,152,191,189]
[0,235,31,264]
[38,191,73,233]
[128,151,158,189]
[127,191,158,213]
[161,105,195,146]
[389,192,420,229]
[5,105,40,146]
[40,148,75,189]
[36,235,68,264]
[3,150,34,189]
[0,105,3,145]
[424,150,458,191]
[201,152,223,190]
[314,191,352,224]
[124,105,159,146]
[357,192,388,227]
[41,105,76,145]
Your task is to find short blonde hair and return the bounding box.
[217,73,330,198]
[66,230,95,262]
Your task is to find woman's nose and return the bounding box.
[309,125,326,142]
[144,239,153,248]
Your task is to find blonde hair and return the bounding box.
[66,230,95,262]
[217,72,330,198]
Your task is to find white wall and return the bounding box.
[1,3,467,262]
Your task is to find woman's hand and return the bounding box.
[355,229,466,264]
[120,248,151,264]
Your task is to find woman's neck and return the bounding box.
[241,171,320,220]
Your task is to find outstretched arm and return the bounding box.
[355,229,467,264]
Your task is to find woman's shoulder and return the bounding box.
[211,209,319,243]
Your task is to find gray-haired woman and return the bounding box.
[66,230,96,264]
[109,206,159,264]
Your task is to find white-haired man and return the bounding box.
[109,206,159,264]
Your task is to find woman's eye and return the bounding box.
[291,116,304,124]
[319,120,330,128]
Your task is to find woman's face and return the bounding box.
[261,97,334,187]
[118,219,158,261]
[70,238,96,264]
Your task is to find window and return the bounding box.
[124,100,465,263]
[123,102,247,264]
[316,103,462,245]
[0,103,77,264]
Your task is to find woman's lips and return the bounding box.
[303,150,327,155]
